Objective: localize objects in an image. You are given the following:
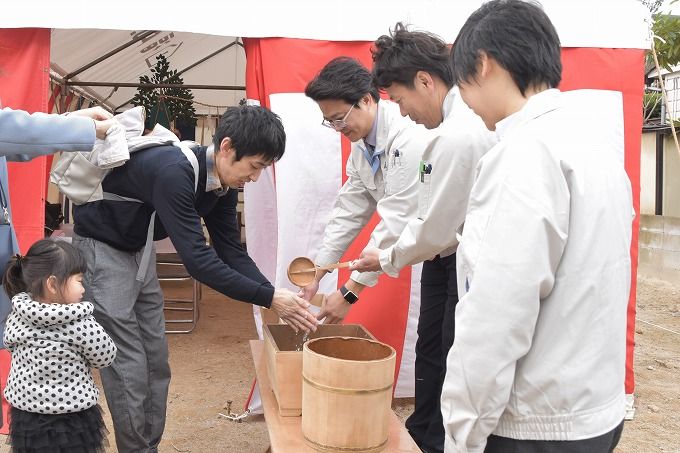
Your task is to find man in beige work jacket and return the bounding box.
[351,25,497,453]
[300,56,431,323]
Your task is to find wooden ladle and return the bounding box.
[287,256,353,287]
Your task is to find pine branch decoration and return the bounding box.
[132,54,197,129]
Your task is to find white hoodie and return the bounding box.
[4,292,117,414]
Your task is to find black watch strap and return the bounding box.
[339,285,359,304]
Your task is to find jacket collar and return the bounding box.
[355,99,396,153]
[205,144,229,196]
[495,89,562,141]
[364,104,379,150]
[442,85,459,121]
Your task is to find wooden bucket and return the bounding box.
[302,337,396,452]
[262,322,376,417]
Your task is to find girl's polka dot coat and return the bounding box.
[3,292,116,414]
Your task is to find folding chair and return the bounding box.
[156,238,201,333]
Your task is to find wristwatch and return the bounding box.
[339,285,359,304]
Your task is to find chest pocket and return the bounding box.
[384,148,407,195]
[417,171,432,219]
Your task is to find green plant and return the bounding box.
[644,92,663,121]
[644,0,680,71]
[650,13,680,71]
[132,54,197,129]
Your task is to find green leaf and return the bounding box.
[133,54,196,128]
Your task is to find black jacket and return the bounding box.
[73,145,274,307]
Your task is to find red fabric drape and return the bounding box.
[0,28,51,254]
[0,27,50,434]
[0,349,10,433]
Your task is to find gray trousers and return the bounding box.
[74,234,171,453]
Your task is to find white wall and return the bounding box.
[640,132,657,215]
[638,215,680,283]
[663,134,680,217]
[640,130,680,217]
[663,72,680,121]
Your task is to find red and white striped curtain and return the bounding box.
[242,39,645,410]
[243,39,420,403]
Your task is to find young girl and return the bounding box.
[2,239,117,453]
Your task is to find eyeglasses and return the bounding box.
[321,104,355,131]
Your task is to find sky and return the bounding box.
[661,0,680,14]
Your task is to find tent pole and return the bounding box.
[65,81,245,90]
[177,40,238,78]
[63,30,158,82]
[112,40,242,111]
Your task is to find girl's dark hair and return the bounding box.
[2,239,86,299]
[372,22,453,89]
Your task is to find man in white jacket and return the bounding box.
[301,57,430,322]
[442,1,632,452]
[351,25,496,453]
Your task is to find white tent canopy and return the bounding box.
[3,0,651,47]
[3,0,651,113]
[49,29,245,115]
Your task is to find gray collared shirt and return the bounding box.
[205,144,230,197]
[364,107,378,150]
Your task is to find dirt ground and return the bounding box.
[619,276,680,453]
[1,275,677,452]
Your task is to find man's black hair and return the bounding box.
[305,57,380,104]
[213,105,286,162]
[451,0,562,95]
[371,22,453,89]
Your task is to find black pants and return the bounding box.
[485,420,625,453]
[406,253,458,453]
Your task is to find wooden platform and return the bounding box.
[250,340,421,452]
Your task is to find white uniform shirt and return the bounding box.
[379,86,497,276]
[442,89,633,452]
[315,99,431,286]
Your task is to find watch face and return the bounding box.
[345,290,359,304]
[340,285,358,304]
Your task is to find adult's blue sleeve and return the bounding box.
[0,108,95,160]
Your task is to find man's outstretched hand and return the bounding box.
[270,288,319,334]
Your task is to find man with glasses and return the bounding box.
[301,56,430,323]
